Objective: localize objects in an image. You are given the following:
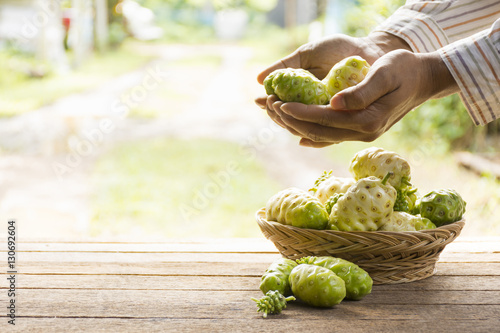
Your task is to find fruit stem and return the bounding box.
[285,296,296,302]
[381,172,393,185]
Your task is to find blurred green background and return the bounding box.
[0,0,498,240]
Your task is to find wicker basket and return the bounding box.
[255,208,465,285]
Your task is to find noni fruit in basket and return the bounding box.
[394,186,418,212]
[325,193,344,215]
[259,258,298,296]
[252,290,295,318]
[289,264,346,307]
[264,68,331,105]
[265,188,329,230]
[310,170,356,204]
[322,56,371,96]
[416,189,466,227]
[328,174,397,231]
[378,211,436,232]
[297,256,372,301]
[349,147,411,190]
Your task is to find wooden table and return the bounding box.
[3,237,500,332]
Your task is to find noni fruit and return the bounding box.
[378,211,436,232]
[289,264,346,307]
[310,170,356,204]
[264,68,331,105]
[252,290,296,318]
[259,258,298,296]
[325,193,344,215]
[394,186,418,212]
[349,147,411,190]
[328,175,397,231]
[297,256,372,301]
[323,56,371,97]
[266,187,329,230]
[417,189,466,227]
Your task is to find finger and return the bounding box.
[256,51,301,84]
[255,96,267,109]
[280,112,378,142]
[280,102,378,133]
[330,66,394,110]
[299,138,335,148]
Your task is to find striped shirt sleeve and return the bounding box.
[373,0,500,125]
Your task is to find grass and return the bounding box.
[0,40,153,117]
[90,137,282,238]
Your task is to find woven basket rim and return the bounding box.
[255,207,465,236]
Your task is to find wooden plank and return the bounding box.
[0,239,279,253]
[2,261,499,277]
[7,289,500,318]
[1,274,499,291]
[12,318,500,333]
[7,250,499,266]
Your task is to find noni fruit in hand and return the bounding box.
[378,211,436,232]
[264,68,331,105]
[252,290,295,319]
[310,170,356,204]
[349,147,411,190]
[266,188,329,230]
[417,189,466,227]
[328,175,397,231]
[297,256,372,301]
[289,264,346,307]
[259,258,298,296]
[323,56,371,96]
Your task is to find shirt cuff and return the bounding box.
[373,8,449,53]
[439,27,500,126]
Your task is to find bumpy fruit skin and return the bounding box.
[325,193,344,215]
[328,176,397,231]
[264,68,331,105]
[417,189,466,227]
[252,290,295,319]
[349,147,411,190]
[289,264,346,307]
[322,56,370,96]
[266,188,329,230]
[310,170,356,205]
[379,212,436,232]
[394,187,418,212]
[260,258,298,296]
[297,256,372,301]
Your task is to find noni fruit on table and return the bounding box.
[417,189,466,227]
[297,256,372,301]
[289,264,346,307]
[378,211,436,232]
[328,175,397,231]
[322,56,371,97]
[264,68,331,105]
[349,147,411,190]
[265,187,329,230]
[259,258,298,296]
[310,170,356,204]
[252,290,295,318]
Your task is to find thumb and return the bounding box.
[256,51,302,85]
[330,70,391,110]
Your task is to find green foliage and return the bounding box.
[393,95,474,151]
[343,0,405,36]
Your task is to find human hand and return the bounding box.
[260,50,459,148]
[255,32,411,133]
